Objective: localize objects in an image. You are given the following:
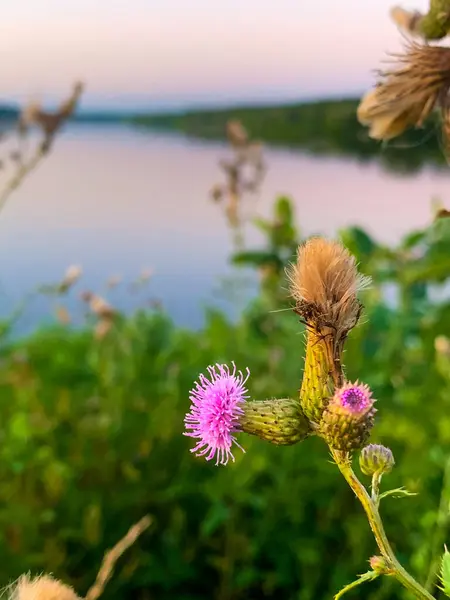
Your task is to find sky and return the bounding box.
[0,0,433,110]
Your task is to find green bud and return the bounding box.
[359,444,395,476]
[240,398,311,445]
[369,555,392,575]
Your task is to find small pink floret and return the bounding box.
[184,362,249,466]
[334,380,374,414]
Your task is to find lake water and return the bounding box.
[0,122,448,331]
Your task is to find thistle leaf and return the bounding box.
[378,487,418,501]
[439,546,450,597]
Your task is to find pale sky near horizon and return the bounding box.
[0,0,434,110]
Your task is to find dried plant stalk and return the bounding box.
[0,82,84,214]
[85,515,152,600]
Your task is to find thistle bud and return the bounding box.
[240,398,311,445]
[320,381,376,452]
[369,555,392,575]
[359,444,395,476]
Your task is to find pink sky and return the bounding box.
[0,0,431,109]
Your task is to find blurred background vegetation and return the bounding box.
[0,180,449,599]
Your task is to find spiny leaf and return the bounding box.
[378,487,418,501]
[439,545,450,597]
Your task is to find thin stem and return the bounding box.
[0,143,47,214]
[332,449,435,600]
[85,515,151,600]
[372,471,383,506]
[334,571,379,600]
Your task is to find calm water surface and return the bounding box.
[0,123,448,330]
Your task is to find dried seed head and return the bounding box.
[357,40,450,142]
[226,120,248,147]
[61,264,82,290]
[89,294,115,319]
[57,81,84,121]
[288,237,370,335]
[10,575,80,600]
[390,6,423,36]
[18,100,42,136]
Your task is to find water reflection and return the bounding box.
[0,123,447,330]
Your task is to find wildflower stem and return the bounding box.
[371,471,382,506]
[0,143,47,214]
[334,570,379,600]
[332,449,436,600]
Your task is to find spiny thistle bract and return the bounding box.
[359,444,395,476]
[240,398,311,445]
[320,382,377,452]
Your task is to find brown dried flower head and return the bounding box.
[357,40,450,143]
[61,264,82,287]
[32,81,85,151]
[10,575,80,600]
[288,237,370,336]
[18,100,42,136]
[89,294,116,319]
[390,6,423,37]
[226,120,248,147]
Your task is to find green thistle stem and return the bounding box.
[419,0,450,39]
[334,570,379,600]
[371,471,382,507]
[332,449,435,600]
[300,331,333,422]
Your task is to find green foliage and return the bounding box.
[439,547,450,597]
[130,99,447,173]
[0,196,450,598]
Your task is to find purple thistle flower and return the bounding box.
[334,381,373,414]
[184,362,249,466]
